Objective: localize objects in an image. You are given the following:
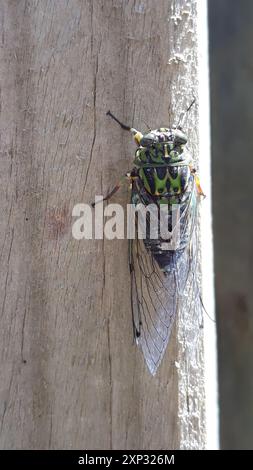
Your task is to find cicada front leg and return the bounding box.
[91,171,137,207]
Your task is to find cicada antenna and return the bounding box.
[106,110,131,131]
[142,119,151,132]
[106,110,143,145]
[168,87,173,127]
[177,97,196,129]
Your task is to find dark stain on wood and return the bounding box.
[46,206,69,240]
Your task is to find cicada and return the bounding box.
[99,107,204,375]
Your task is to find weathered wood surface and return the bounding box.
[0,0,205,449]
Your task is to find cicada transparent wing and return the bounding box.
[129,177,202,375]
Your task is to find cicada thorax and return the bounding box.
[133,127,192,199]
[138,165,191,198]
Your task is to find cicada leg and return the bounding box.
[190,167,206,197]
[91,171,138,207]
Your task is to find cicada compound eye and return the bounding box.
[140,132,159,147]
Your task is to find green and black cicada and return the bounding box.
[101,107,205,375]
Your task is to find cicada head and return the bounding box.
[138,127,188,149]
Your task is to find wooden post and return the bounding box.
[0,0,207,449]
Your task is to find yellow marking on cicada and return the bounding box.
[164,144,169,159]
[130,128,143,145]
[190,165,206,197]
[194,174,206,197]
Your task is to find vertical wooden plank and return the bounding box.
[0,0,205,449]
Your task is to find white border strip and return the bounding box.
[197,0,219,450]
